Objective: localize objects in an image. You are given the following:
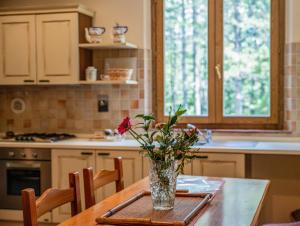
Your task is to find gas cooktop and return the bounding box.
[1,132,76,143]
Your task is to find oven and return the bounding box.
[0,148,51,210]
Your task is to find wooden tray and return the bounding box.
[96,191,213,226]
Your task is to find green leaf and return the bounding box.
[135,114,155,121]
[170,115,178,126]
[135,114,145,118]
[175,106,187,117]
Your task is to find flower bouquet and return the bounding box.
[117,106,200,210]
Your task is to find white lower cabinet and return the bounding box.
[95,150,143,201]
[51,149,142,223]
[51,149,95,223]
[191,153,245,178]
[142,158,192,177]
[142,153,245,178]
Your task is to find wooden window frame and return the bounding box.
[152,0,285,130]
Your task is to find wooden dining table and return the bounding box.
[59,176,270,226]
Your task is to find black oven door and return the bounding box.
[0,160,51,210]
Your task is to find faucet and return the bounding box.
[203,129,212,143]
[187,124,212,144]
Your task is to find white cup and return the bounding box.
[86,66,97,81]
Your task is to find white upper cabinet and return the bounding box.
[36,13,79,84]
[0,6,93,85]
[0,15,37,85]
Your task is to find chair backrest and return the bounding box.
[22,172,82,226]
[83,157,124,209]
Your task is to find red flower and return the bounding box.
[118,117,132,135]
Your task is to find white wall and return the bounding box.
[83,0,151,49]
[0,0,151,49]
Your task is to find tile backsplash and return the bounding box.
[0,49,152,133]
[284,42,300,134]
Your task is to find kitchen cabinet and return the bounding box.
[36,13,79,84]
[142,150,194,176]
[51,149,95,223]
[142,158,192,177]
[192,153,245,178]
[143,153,245,178]
[143,158,192,177]
[95,150,142,201]
[51,149,142,223]
[0,15,37,85]
[0,6,93,85]
[142,149,204,177]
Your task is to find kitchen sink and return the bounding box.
[195,140,258,148]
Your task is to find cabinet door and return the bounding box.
[142,157,192,177]
[192,153,245,178]
[36,13,79,84]
[0,15,36,84]
[142,156,149,178]
[51,149,95,223]
[95,150,142,201]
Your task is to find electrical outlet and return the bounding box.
[98,95,109,112]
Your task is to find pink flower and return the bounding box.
[118,117,132,135]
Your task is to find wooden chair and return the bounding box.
[263,210,300,226]
[83,157,124,209]
[292,210,300,222]
[22,172,82,226]
[263,223,300,226]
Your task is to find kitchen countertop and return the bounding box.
[0,137,300,155]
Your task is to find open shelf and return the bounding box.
[79,80,138,85]
[79,42,138,50]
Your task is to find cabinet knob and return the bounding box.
[24,80,34,83]
[39,80,50,83]
[97,153,110,156]
[197,156,208,159]
[81,152,93,156]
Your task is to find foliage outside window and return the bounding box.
[153,0,284,130]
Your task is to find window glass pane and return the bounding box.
[164,0,208,116]
[223,0,271,117]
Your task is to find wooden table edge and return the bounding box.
[250,180,271,226]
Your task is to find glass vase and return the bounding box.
[149,159,177,210]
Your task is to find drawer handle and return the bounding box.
[98,153,110,156]
[81,152,93,156]
[24,80,34,83]
[197,156,208,159]
[39,80,50,83]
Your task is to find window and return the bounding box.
[153,0,284,129]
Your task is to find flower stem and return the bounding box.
[128,130,145,146]
[130,129,149,145]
